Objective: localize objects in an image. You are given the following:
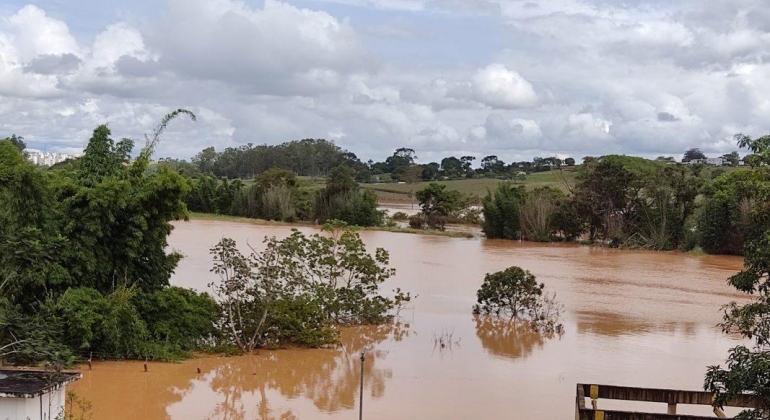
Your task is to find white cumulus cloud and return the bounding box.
[468,64,538,109]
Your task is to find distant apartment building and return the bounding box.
[25,150,78,167]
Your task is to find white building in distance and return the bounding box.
[25,150,79,167]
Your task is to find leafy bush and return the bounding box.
[210,221,412,352]
[392,212,410,221]
[482,183,526,239]
[315,166,381,226]
[133,287,219,351]
[473,266,563,334]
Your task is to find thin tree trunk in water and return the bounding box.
[248,307,269,352]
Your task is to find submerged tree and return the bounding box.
[473,266,563,334]
[482,183,527,240]
[705,133,770,419]
[412,183,464,230]
[209,222,412,352]
[315,166,380,226]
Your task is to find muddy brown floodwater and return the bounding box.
[72,220,749,419]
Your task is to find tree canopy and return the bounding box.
[0,111,218,363]
[705,133,770,419]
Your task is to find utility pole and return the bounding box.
[359,352,365,420]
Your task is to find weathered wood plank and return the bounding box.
[577,408,720,420]
[578,384,758,408]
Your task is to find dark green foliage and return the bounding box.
[440,156,463,178]
[697,170,757,255]
[704,133,770,418]
[474,267,543,318]
[391,212,409,220]
[55,280,218,361]
[413,183,464,230]
[76,126,133,187]
[683,148,706,163]
[315,166,380,226]
[473,266,563,334]
[56,288,106,351]
[572,157,635,242]
[482,183,527,239]
[385,148,417,180]
[416,183,462,216]
[0,297,73,365]
[0,111,222,364]
[706,347,770,419]
[262,296,339,348]
[191,139,370,180]
[187,176,244,215]
[210,222,410,352]
[481,156,704,249]
[519,187,564,241]
[133,287,219,351]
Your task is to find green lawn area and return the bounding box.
[362,170,578,203]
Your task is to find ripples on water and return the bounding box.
[72,220,747,419]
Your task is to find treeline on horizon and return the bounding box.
[15,134,760,256]
[155,140,575,182]
[146,139,753,256]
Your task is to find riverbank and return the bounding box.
[187,212,476,238]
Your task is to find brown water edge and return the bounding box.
[72,220,749,419]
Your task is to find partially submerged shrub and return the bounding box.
[210,221,413,352]
[392,212,410,221]
[473,266,564,334]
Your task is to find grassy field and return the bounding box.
[362,170,578,203]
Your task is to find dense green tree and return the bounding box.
[460,156,476,177]
[697,170,756,255]
[3,134,26,154]
[415,183,462,216]
[683,148,706,163]
[474,267,543,318]
[210,223,410,351]
[421,162,440,181]
[482,183,527,240]
[386,148,417,179]
[315,166,380,226]
[519,187,564,241]
[473,266,563,334]
[413,183,464,230]
[440,156,463,178]
[481,155,505,174]
[564,157,576,166]
[571,157,635,242]
[189,139,370,180]
[59,110,196,295]
[705,133,770,418]
[76,126,133,187]
[721,151,740,166]
[192,147,217,174]
[0,140,70,308]
[0,110,221,364]
[133,287,219,351]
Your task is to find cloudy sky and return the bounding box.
[1,0,769,163]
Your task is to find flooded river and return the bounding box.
[72,219,748,419]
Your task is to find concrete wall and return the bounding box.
[0,388,66,420]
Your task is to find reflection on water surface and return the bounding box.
[72,220,747,419]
